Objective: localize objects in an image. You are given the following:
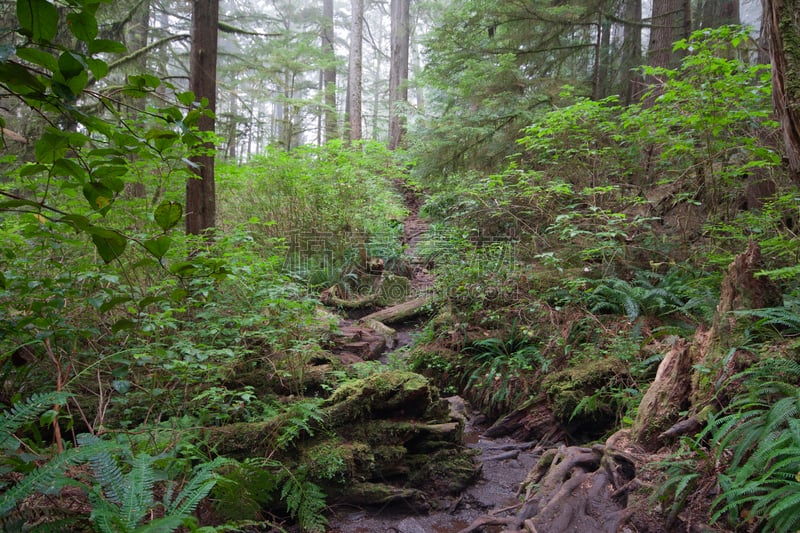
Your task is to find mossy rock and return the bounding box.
[406,448,481,495]
[332,482,429,511]
[377,274,412,306]
[203,420,280,458]
[543,358,628,424]
[323,371,438,425]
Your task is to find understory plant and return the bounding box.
[705,358,800,532]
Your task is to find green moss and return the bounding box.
[323,371,435,425]
[542,358,628,422]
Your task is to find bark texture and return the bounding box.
[186,0,219,235]
[388,0,410,149]
[347,0,364,141]
[766,0,800,181]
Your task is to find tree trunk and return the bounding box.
[697,0,740,29]
[620,0,642,105]
[647,0,691,70]
[186,0,219,235]
[765,0,800,181]
[348,0,364,142]
[322,0,338,143]
[388,0,410,149]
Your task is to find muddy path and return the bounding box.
[325,183,541,533]
[326,419,540,533]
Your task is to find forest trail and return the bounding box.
[325,183,540,533]
[324,184,653,533]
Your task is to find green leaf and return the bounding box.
[53,157,88,183]
[82,181,115,213]
[0,271,5,289]
[34,131,69,163]
[176,91,195,106]
[154,201,182,231]
[91,231,126,263]
[111,380,130,394]
[59,214,91,231]
[169,261,197,276]
[0,198,40,210]
[143,236,171,259]
[66,9,98,42]
[66,69,88,95]
[86,57,108,79]
[112,319,135,333]
[15,47,58,72]
[0,61,46,95]
[16,0,59,42]
[99,295,131,313]
[19,163,47,176]
[87,39,126,55]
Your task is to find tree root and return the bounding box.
[459,442,638,533]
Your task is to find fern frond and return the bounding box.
[167,456,232,518]
[117,453,156,531]
[0,445,87,516]
[77,433,126,505]
[0,392,71,449]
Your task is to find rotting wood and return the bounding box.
[360,295,432,324]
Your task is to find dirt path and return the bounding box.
[325,183,541,532]
[326,418,540,533]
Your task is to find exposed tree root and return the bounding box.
[458,441,637,533]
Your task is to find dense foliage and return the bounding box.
[1,0,800,530]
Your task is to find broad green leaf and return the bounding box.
[92,163,128,181]
[53,157,88,183]
[145,128,179,141]
[176,91,195,106]
[87,39,126,55]
[0,61,45,95]
[137,295,163,308]
[86,57,108,79]
[34,131,69,163]
[19,163,47,176]
[0,271,5,290]
[15,47,57,72]
[154,201,182,231]
[59,214,91,231]
[99,295,131,313]
[144,236,171,259]
[111,380,131,394]
[91,232,126,263]
[169,261,197,276]
[57,51,86,79]
[0,199,40,209]
[66,10,98,42]
[16,0,59,42]
[82,181,114,212]
[111,319,135,333]
[98,176,125,193]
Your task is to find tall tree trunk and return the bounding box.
[322,0,338,143]
[697,0,740,29]
[388,0,410,149]
[348,0,364,142]
[647,0,691,70]
[620,0,642,104]
[765,0,800,181]
[593,11,612,100]
[185,0,219,235]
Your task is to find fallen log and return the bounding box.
[359,295,432,324]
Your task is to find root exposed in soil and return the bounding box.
[457,438,637,533]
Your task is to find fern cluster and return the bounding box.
[0,394,234,533]
[705,358,800,532]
